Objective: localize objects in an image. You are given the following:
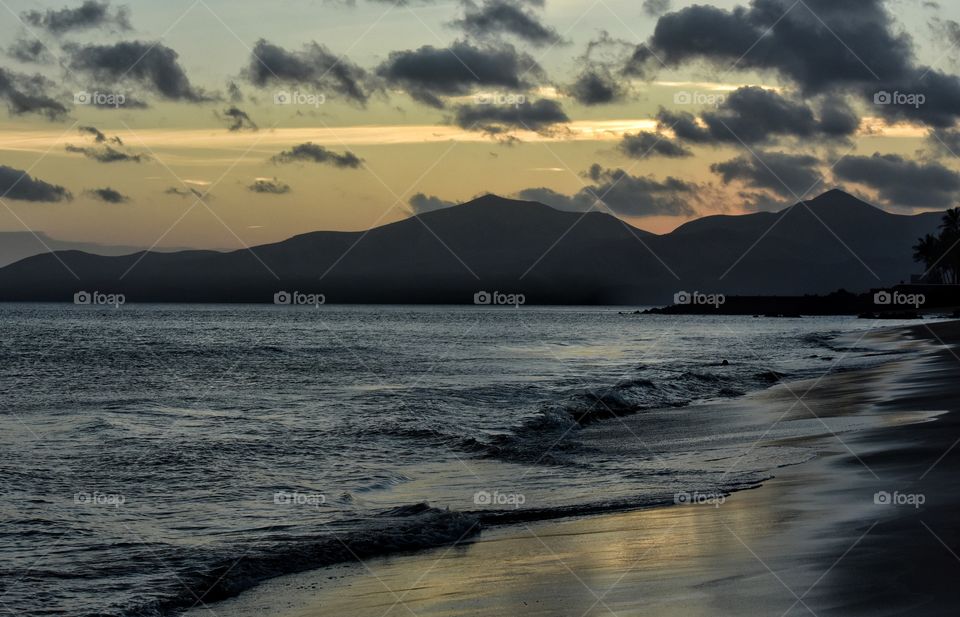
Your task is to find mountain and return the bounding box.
[0,231,196,269]
[0,190,944,304]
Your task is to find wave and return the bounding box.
[111,468,770,617]
[459,367,769,464]
[110,504,480,617]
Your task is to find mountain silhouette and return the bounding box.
[0,190,942,304]
[0,231,196,268]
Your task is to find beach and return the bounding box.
[187,321,960,617]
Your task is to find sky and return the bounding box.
[0,0,958,249]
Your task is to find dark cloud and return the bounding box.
[67,127,143,163]
[453,0,564,47]
[928,128,960,156]
[642,0,671,17]
[0,165,71,202]
[244,39,371,105]
[218,106,257,132]
[23,1,131,33]
[625,0,912,91]
[7,39,53,64]
[453,98,569,135]
[626,0,960,128]
[78,125,122,145]
[736,190,789,212]
[658,87,858,146]
[165,187,205,199]
[227,81,243,103]
[67,41,210,102]
[703,87,858,144]
[376,41,542,108]
[248,178,291,194]
[619,131,692,159]
[711,151,823,198]
[519,164,698,217]
[834,153,960,208]
[816,95,861,138]
[65,144,146,163]
[84,187,129,203]
[0,67,67,119]
[409,192,457,214]
[562,68,626,105]
[271,143,363,168]
[929,18,960,50]
[655,108,711,143]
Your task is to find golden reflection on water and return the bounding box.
[290,489,806,617]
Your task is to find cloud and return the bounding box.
[244,39,371,105]
[271,142,363,168]
[0,165,71,202]
[658,87,859,146]
[928,128,960,156]
[165,187,206,199]
[78,125,122,144]
[625,0,912,90]
[376,40,542,108]
[562,68,626,105]
[84,187,129,203]
[619,131,692,158]
[736,190,790,212]
[452,0,564,47]
[625,0,960,128]
[711,151,823,198]
[66,41,210,102]
[409,192,457,214]
[227,81,243,103]
[655,108,711,143]
[0,67,67,119]
[453,98,569,135]
[218,106,258,132]
[65,144,146,163]
[642,0,671,17]
[518,164,698,217]
[248,178,291,194]
[834,153,960,208]
[7,39,53,64]
[23,1,131,33]
[66,127,145,163]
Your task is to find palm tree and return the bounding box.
[940,208,960,284]
[914,209,960,284]
[940,207,960,234]
[913,234,942,282]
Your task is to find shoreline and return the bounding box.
[185,321,960,617]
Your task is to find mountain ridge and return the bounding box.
[0,190,944,304]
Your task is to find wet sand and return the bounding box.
[189,321,960,617]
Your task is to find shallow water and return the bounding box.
[0,304,927,616]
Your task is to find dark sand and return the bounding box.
[187,321,960,617]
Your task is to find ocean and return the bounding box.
[0,304,923,616]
